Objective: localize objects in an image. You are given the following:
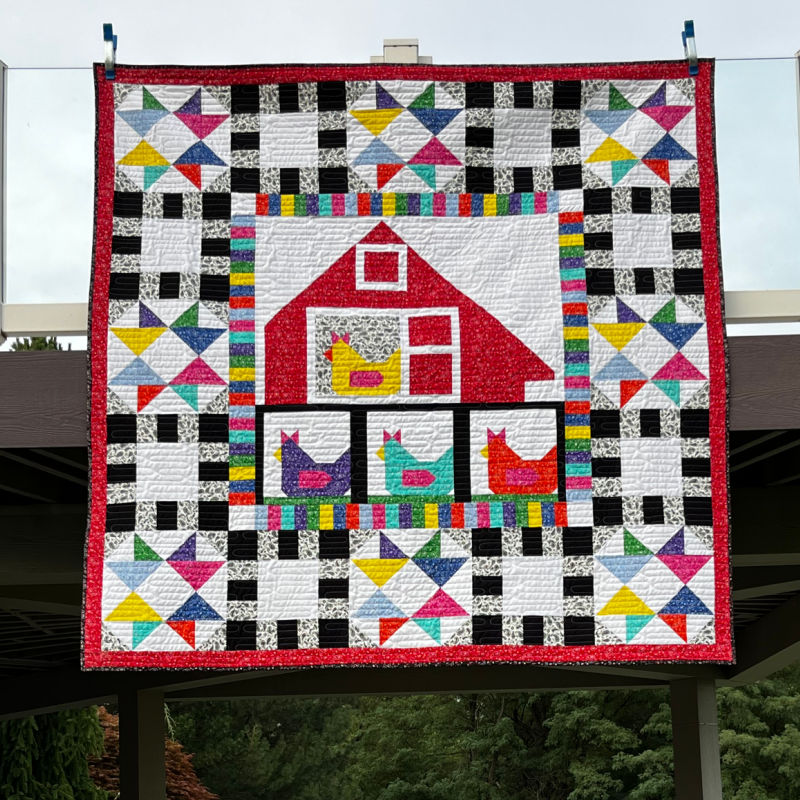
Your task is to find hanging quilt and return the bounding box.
[83,60,731,668]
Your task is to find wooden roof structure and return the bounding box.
[2,41,800,800]
[1,334,798,798]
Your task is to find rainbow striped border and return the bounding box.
[253,500,569,530]
[559,211,592,510]
[227,205,592,527]
[254,192,559,217]
[228,215,258,507]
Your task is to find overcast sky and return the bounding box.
[1,0,798,319]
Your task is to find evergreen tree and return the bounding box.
[0,708,106,800]
[10,337,63,351]
[170,664,800,800]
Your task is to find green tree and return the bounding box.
[171,698,358,800]
[172,691,660,800]
[10,337,63,351]
[0,708,106,800]
[171,665,800,800]
[717,667,800,800]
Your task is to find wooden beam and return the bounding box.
[0,583,81,615]
[0,449,87,486]
[731,565,800,600]
[0,504,84,585]
[0,351,86,447]
[118,690,166,800]
[0,667,291,719]
[165,663,667,701]
[1,338,799,448]
[729,335,800,430]
[547,663,723,683]
[671,677,723,800]
[730,488,800,558]
[0,661,671,719]
[725,591,800,684]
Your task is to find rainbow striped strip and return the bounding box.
[559,211,592,510]
[253,500,568,530]
[228,215,257,507]
[254,192,559,217]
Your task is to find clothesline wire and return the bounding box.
[3,56,798,70]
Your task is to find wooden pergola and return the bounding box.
[2,41,800,800]
[1,333,799,799]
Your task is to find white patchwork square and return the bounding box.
[612,214,672,267]
[620,439,682,496]
[493,109,552,166]
[231,192,257,216]
[261,113,319,167]
[141,219,201,272]
[136,443,198,500]
[258,560,319,619]
[502,557,563,615]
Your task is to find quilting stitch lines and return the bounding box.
[86,63,729,667]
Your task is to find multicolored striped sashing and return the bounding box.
[255,500,569,530]
[254,192,559,217]
[229,215,257,507]
[559,211,592,514]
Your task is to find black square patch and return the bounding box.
[319,167,348,193]
[277,620,299,649]
[522,527,543,556]
[226,621,257,650]
[228,580,257,602]
[472,615,503,644]
[593,497,624,526]
[319,530,349,559]
[472,528,502,557]
[513,82,534,108]
[228,530,257,561]
[523,616,544,645]
[278,530,299,559]
[564,616,595,646]
[552,81,581,109]
[278,83,300,113]
[465,82,494,108]
[465,167,495,193]
[317,81,347,111]
[109,273,140,300]
[198,501,228,531]
[231,85,259,114]
[318,618,349,648]
[552,164,582,190]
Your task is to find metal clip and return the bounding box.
[682,20,698,76]
[103,23,117,80]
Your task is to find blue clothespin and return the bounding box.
[681,20,698,76]
[103,23,118,80]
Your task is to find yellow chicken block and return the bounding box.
[326,337,401,396]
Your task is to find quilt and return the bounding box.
[83,60,731,668]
